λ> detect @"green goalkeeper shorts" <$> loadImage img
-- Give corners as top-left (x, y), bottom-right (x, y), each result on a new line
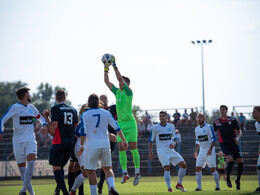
top-left (117, 120), bottom-right (138, 143)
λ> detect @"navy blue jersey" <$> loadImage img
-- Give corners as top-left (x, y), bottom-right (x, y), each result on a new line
top-left (51, 103), bottom-right (78, 144)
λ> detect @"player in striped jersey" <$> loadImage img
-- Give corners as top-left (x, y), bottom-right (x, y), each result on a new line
top-left (193, 113), bottom-right (220, 191)
top-left (0, 87), bottom-right (47, 195)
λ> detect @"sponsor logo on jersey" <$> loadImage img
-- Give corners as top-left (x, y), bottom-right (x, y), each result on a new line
top-left (20, 116), bottom-right (34, 124)
top-left (159, 134), bottom-right (172, 140)
top-left (198, 135), bottom-right (208, 142)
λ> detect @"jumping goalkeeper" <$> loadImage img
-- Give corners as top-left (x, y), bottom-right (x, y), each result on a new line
top-left (103, 54), bottom-right (141, 186)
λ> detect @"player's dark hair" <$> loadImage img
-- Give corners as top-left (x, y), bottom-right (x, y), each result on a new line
top-left (122, 76), bottom-right (130, 85)
top-left (88, 93), bottom-right (99, 108)
top-left (16, 87), bottom-right (30, 100)
top-left (254, 106), bottom-right (260, 112)
top-left (56, 89), bottom-right (66, 101)
top-left (159, 111), bottom-right (167, 116)
top-left (220, 105), bottom-right (228, 110)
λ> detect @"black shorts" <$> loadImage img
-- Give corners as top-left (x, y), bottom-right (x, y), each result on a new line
top-left (219, 141), bottom-right (242, 160)
top-left (110, 141), bottom-right (116, 154)
top-left (218, 169), bottom-right (225, 174)
top-left (70, 149), bottom-right (78, 162)
top-left (49, 143), bottom-right (74, 167)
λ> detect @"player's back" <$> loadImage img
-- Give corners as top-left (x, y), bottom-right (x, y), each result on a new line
top-left (51, 103), bottom-right (77, 144)
top-left (81, 108), bottom-right (119, 149)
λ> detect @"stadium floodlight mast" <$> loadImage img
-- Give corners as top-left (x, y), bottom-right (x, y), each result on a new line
top-left (191, 39), bottom-right (213, 115)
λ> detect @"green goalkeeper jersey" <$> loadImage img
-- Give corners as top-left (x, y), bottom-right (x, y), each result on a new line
top-left (111, 83), bottom-right (135, 122)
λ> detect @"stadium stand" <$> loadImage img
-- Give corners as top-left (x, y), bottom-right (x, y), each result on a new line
top-left (0, 121), bottom-right (258, 178)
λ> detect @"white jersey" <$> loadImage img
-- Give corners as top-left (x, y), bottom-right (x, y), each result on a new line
top-left (81, 108), bottom-right (120, 149)
top-left (195, 123), bottom-right (216, 150)
top-left (256, 122), bottom-right (260, 135)
top-left (149, 123), bottom-right (176, 153)
top-left (0, 103), bottom-right (46, 144)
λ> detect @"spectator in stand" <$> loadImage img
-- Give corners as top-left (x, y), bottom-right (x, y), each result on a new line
top-left (190, 108), bottom-right (197, 126)
top-left (182, 109), bottom-right (190, 127)
top-left (167, 113), bottom-right (172, 123)
top-left (138, 121), bottom-right (146, 137)
top-left (147, 121), bottom-right (154, 135)
top-left (231, 112), bottom-right (237, 120)
top-left (238, 113), bottom-right (247, 131)
top-left (143, 111), bottom-right (151, 131)
top-left (173, 109), bottom-right (181, 127)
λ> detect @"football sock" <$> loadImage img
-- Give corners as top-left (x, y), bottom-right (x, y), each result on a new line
top-left (99, 168), bottom-right (106, 185)
top-left (257, 169), bottom-right (260, 188)
top-left (19, 166), bottom-right (34, 194)
top-left (90, 185), bottom-right (97, 195)
top-left (119, 151), bottom-right (127, 172)
top-left (226, 161), bottom-right (234, 178)
top-left (237, 162), bottom-right (243, 182)
top-left (107, 177), bottom-right (115, 190)
top-left (131, 149), bottom-right (140, 172)
top-left (177, 167), bottom-right (186, 185)
top-left (21, 161), bottom-right (35, 195)
top-left (75, 170), bottom-right (84, 195)
top-left (196, 171), bottom-right (202, 189)
top-left (71, 173), bottom-right (86, 192)
top-left (164, 171), bottom-right (171, 189)
top-left (54, 170), bottom-right (68, 195)
top-left (18, 167), bottom-right (26, 181)
top-left (212, 170), bottom-right (220, 188)
top-left (68, 171), bottom-right (75, 191)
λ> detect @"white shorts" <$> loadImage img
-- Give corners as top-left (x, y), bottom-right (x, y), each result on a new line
top-left (257, 154), bottom-right (260, 168)
top-left (13, 141), bottom-right (37, 164)
top-left (84, 147), bottom-right (111, 170)
top-left (196, 148), bottom-right (216, 168)
top-left (158, 149), bottom-right (184, 167)
top-left (75, 144), bottom-right (85, 168)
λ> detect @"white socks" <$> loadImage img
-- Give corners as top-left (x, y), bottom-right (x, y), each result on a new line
top-left (71, 173), bottom-right (86, 192)
top-left (257, 169), bottom-right (260, 188)
top-left (178, 167), bottom-right (186, 185)
top-left (21, 161), bottom-right (35, 195)
top-left (164, 171), bottom-right (171, 189)
top-left (106, 177), bottom-right (115, 190)
top-left (90, 185), bottom-right (97, 195)
top-left (135, 168), bottom-right (140, 174)
top-left (196, 171), bottom-right (202, 189)
top-left (212, 170), bottom-right (220, 188)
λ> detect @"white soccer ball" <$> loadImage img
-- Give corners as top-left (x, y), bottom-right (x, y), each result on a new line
top-left (101, 53), bottom-right (113, 67)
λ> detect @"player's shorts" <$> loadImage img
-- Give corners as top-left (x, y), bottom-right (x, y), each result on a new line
top-left (117, 120), bottom-right (138, 143)
top-left (74, 144), bottom-right (85, 168)
top-left (158, 149), bottom-right (184, 167)
top-left (220, 142), bottom-right (242, 160)
top-left (84, 147), bottom-right (111, 170)
top-left (257, 154), bottom-right (260, 169)
top-left (13, 141), bottom-right (37, 164)
top-left (70, 148), bottom-right (78, 162)
top-left (218, 169), bottom-right (225, 174)
top-left (49, 143), bottom-right (74, 167)
top-left (196, 148), bottom-right (216, 168)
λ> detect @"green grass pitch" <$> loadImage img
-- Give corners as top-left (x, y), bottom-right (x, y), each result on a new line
top-left (0, 175), bottom-right (258, 194)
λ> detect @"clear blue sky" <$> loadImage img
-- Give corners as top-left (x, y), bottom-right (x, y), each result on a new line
top-left (0, 0), bottom-right (259, 116)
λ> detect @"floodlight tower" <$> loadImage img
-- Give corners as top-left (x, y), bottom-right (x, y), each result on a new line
top-left (191, 40), bottom-right (212, 114)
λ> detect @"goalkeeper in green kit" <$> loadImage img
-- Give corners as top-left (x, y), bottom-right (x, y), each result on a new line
top-left (102, 54), bottom-right (141, 186)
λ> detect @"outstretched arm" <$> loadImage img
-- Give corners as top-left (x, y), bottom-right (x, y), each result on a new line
top-left (104, 71), bottom-right (113, 91)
